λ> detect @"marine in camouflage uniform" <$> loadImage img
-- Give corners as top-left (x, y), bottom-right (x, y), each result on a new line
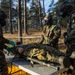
top-left (40, 13), bottom-right (61, 49)
top-left (60, 3), bottom-right (75, 74)
top-left (63, 14), bottom-right (75, 73)
top-left (63, 11), bottom-right (75, 55)
top-left (16, 44), bottom-right (65, 64)
top-left (0, 9), bottom-right (15, 75)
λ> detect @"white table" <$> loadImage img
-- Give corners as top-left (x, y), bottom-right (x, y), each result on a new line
top-left (6, 55), bottom-right (67, 75)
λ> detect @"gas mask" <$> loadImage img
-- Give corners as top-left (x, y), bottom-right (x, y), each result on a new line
top-left (43, 17), bottom-right (48, 25)
top-left (43, 13), bottom-right (52, 26)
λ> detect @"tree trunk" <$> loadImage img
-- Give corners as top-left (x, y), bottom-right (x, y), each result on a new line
top-left (9, 0), bottom-right (13, 34)
top-left (38, 0), bottom-right (43, 30)
top-left (43, 0), bottom-right (45, 14)
top-left (24, 0), bottom-right (28, 34)
top-left (18, 0), bottom-right (22, 43)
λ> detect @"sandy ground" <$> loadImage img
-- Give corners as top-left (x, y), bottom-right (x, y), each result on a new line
top-left (3, 28), bottom-right (67, 53)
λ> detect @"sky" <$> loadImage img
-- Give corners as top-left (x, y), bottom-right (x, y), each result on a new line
top-left (26, 0), bottom-right (58, 13)
top-left (27, 0), bottom-right (58, 13)
top-left (44, 0), bottom-right (58, 13)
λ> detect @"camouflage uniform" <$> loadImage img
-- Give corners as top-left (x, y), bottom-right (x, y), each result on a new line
top-left (59, 3), bottom-right (75, 74)
top-left (40, 24), bottom-right (61, 49)
top-left (18, 44), bottom-right (65, 63)
top-left (40, 13), bottom-right (61, 49)
top-left (0, 26), bottom-right (8, 75)
top-left (0, 9), bottom-right (15, 75)
top-left (0, 10), bottom-right (8, 75)
top-left (64, 12), bottom-right (75, 56)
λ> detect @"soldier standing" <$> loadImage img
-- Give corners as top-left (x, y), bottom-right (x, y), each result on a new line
top-left (40, 13), bottom-right (61, 49)
top-left (60, 2), bottom-right (75, 74)
top-left (0, 9), bottom-right (15, 75)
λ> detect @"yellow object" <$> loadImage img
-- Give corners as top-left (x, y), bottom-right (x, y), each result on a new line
top-left (58, 72), bottom-right (71, 75)
top-left (7, 62), bottom-right (70, 75)
top-left (8, 63), bottom-right (30, 75)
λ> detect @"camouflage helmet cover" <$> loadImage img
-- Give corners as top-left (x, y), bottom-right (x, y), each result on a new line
top-left (0, 9), bottom-right (7, 27)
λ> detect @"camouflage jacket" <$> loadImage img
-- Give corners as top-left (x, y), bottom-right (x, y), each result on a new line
top-left (17, 44), bottom-right (65, 62)
top-left (64, 30), bottom-right (75, 49)
top-left (40, 25), bottom-right (61, 45)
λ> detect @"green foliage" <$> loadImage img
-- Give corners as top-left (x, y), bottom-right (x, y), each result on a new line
top-left (0, 0), bottom-right (9, 14)
top-left (48, 0), bottom-right (54, 12)
top-left (28, 0), bottom-right (44, 27)
top-left (52, 0), bottom-right (75, 27)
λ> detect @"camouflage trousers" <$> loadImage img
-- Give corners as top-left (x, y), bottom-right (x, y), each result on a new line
top-left (0, 51), bottom-right (8, 75)
top-left (28, 48), bottom-right (55, 62)
top-left (24, 44), bottom-right (65, 62)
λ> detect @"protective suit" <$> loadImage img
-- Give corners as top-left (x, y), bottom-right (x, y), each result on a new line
top-left (40, 13), bottom-right (61, 49)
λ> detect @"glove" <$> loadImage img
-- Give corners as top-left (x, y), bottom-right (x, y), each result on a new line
top-left (5, 46), bottom-right (11, 52)
top-left (9, 40), bottom-right (16, 46)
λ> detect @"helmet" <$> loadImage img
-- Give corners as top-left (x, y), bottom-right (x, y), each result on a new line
top-left (60, 2), bottom-right (73, 18)
top-left (0, 9), bottom-right (7, 27)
